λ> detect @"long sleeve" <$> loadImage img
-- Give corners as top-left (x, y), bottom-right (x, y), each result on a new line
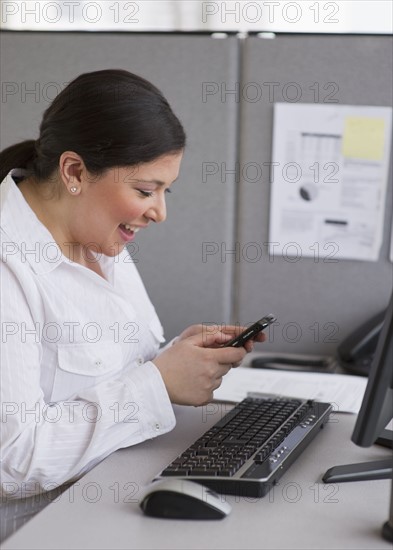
top-left (1, 260), bottom-right (176, 497)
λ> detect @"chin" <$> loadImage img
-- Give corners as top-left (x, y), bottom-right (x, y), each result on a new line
top-left (100, 241), bottom-right (126, 257)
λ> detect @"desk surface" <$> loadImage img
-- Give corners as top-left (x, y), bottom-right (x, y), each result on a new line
top-left (3, 404), bottom-right (392, 550)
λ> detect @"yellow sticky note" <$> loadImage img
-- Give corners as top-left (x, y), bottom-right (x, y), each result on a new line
top-left (342, 117), bottom-right (385, 161)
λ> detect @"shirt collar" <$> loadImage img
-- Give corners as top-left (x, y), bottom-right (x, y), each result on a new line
top-left (1, 170), bottom-right (69, 275)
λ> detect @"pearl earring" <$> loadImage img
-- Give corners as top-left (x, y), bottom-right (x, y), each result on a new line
top-left (70, 186), bottom-right (78, 193)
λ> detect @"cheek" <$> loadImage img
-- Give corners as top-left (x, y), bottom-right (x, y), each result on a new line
top-left (122, 194), bottom-right (146, 217)
top-left (109, 198), bottom-right (145, 224)
top-left (88, 186), bottom-right (145, 225)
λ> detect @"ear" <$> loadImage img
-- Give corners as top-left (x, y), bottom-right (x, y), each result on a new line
top-left (58, 151), bottom-right (86, 194)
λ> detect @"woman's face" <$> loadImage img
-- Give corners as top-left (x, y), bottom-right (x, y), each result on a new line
top-left (70, 152), bottom-right (183, 257)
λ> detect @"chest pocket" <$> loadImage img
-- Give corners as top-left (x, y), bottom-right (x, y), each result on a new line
top-left (51, 342), bottom-right (124, 402)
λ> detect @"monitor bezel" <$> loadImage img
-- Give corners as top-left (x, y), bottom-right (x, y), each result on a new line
top-left (351, 293), bottom-right (393, 448)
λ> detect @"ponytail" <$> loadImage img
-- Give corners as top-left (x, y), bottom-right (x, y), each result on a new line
top-left (0, 140), bottom-right (37, 183)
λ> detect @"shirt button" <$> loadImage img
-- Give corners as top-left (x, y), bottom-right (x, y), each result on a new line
top-left (95, 359), bottom-right (102, 367)
top-left (137, 356), bottom-right (144, 366)
top-left (155, 423), bottom-right (160, 431)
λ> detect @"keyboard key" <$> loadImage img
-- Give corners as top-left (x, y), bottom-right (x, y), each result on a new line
top-left (161, 468), bottom-right (190, 476)
top-left (155, 397), bottom-right (332, 496)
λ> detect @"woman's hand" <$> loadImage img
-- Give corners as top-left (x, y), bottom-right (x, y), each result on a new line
top-left (177, 323), bottom-right (266, 353)
top-left (153, 331), bottom-right (248, 406)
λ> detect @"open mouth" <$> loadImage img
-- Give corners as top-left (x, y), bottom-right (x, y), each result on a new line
top-left (119, 223), bottom-right (134, 235)
top-left (118, 223), bottom-right (138, 242)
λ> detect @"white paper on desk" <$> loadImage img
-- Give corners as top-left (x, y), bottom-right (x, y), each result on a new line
top-left (214, 367), bottom-right (368, 414)
top-left (269, 103), bottom-right (392, 262)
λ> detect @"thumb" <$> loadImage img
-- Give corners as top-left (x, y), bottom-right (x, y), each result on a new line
top-left (189, 330), bottom-right (232, 348)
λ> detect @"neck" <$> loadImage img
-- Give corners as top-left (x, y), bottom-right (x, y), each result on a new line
top-left (17, 177), bottom-right (96, 269)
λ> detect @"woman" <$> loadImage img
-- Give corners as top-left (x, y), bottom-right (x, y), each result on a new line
top-left (0, 69), bottom-right (264, 505)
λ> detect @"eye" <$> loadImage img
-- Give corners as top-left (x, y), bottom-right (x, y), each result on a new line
top-left (138, 188), bottom-right (172, 198)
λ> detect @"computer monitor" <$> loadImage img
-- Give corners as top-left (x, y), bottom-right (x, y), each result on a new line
top-left (352, 291), bottom-right (393, 449)
top-left (323, 291), bottom-right (393, 541)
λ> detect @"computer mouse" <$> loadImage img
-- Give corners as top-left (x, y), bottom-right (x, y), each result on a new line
top-left (139, 479), bottom-right (231, 520)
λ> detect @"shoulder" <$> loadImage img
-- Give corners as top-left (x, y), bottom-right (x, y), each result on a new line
top-left (1, 171), bottom-right (17, 211)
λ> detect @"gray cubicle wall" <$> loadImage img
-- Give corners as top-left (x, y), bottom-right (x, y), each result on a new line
top-left (0, 32), bottom-right (240, 341)
top-left (1, 32), bottom-right (392, 352)
top-left (234, 35), bottom-right (393, 354)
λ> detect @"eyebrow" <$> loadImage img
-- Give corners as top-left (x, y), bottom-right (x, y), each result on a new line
top-left (134, 178), bottom-right (178, 186)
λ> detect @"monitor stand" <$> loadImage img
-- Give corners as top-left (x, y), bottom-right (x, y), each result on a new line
top-left (322, 429), bottom-right (392, 483)
top-left (322, 429), bottom-right (393, 542)
top-left (382, 483), bottom-right (393, 543)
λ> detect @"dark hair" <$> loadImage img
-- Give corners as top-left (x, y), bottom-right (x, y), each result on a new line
top-left (0, 69), bottom-right (186, 183)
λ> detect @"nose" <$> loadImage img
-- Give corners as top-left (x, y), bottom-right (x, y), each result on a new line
top-left (144, 194), bottom-right (167, 223)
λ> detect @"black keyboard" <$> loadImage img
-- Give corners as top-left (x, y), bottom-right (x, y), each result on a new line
top-left (154, 395), bottom-right (332, 497)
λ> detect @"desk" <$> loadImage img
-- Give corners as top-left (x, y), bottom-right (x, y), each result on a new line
top-left (3, 404), bottom-right (391, 550)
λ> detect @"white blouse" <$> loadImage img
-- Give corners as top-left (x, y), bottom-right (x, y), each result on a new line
top-left (0, 171), bottom-right (176, 498)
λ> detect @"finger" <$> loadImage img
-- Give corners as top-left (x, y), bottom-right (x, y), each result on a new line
top-left (220, 324), bottom-right (249, 336)
top-left (244, 340), bottom-right (254, 353)
top-left (191, 330), bottom-right (234, 348)
top-left (242, 332), bottom-right (267, 352)
top-left (214, 346), bottom-right (247, 365)
top-left (221, 325), bottom-right (268, 348)
top-left (253, 332), bottom-right (267, 343)
top-left (200, 324), bottom-right (224, 344)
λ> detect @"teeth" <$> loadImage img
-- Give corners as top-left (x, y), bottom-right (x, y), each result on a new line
top-left (123, 224), bottom-right (140, 233)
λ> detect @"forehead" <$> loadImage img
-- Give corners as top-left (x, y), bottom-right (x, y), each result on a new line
top-left (116, 153), bottom-right (183, 184)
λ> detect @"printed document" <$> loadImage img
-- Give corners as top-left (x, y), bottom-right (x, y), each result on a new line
top-left (214, 367), bottom-right (368, 414)
top-left (269, 104), bottom-right (392, 261)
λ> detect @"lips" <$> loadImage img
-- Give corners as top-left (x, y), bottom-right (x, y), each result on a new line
top-left (118, 224), bottom-right (136, 242)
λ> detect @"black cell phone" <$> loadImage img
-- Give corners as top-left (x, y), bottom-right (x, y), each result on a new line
top-left (222, 314), bottom-right (277, 347)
